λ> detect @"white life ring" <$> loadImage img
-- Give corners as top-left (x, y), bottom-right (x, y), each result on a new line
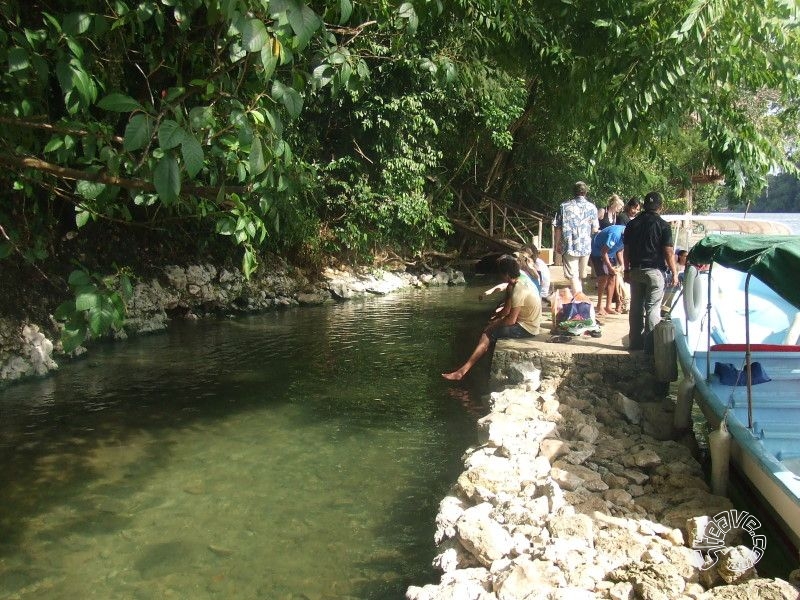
top-left (683, 265), bottom-right (704, 322)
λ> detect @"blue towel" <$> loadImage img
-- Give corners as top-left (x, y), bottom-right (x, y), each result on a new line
top-left (714, 362), bottom-right (771, 386)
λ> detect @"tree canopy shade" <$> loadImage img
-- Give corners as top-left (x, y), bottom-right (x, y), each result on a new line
top-left (2, 0), bottom-right (799, 273)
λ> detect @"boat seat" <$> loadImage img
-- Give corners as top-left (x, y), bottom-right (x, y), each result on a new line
top-left (760, 437), bottom-right (800, 462)
top-left (777, 452), bottom-right (800, 464)
top-left (725, 394), bottom-right (800, 410)
top-left (754, 421), bottom-right (800, 434)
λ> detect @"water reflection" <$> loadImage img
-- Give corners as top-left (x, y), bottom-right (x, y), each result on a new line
top-left (0, 282), bottom-right (492, 599)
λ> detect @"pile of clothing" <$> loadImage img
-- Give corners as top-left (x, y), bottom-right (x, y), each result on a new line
top-left (550, 289), bottom-right (602, 341)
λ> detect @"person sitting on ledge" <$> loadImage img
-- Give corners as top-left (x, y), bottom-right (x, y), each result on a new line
top-left (442, 255), bottom-right (541, 381)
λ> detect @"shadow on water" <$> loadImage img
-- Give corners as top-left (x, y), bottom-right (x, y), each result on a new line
top-left (0, 281), bottom-right (496, 599)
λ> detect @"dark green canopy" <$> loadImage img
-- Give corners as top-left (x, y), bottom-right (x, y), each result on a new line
top-left (688, 234), bottom-right (800, 309)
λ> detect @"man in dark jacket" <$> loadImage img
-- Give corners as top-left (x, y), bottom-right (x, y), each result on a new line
top-left (622, 192), bottom-right (678, 353)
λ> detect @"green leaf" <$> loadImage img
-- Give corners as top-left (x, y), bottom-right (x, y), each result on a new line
top-left (98, 93), bottom-right (143, 112)
top-left (329, 50), bottom-right (347, 65)
top-left (75, 289), bottom-right (101, 311)
top-left (70, 64), bottom-right (97, 105)
top-left (313, 64), bottom-right (333, 87)
top-left (242, 247), bottom-right (257, 279)
top-left (8, 47), bottom-right (29, 72)
top-left (54, 301), bottom-right (75, 322)
top-left (181, 134), bottom-right (204, 178)
top-left (339, 0), bottom-right (353, 24)
top-left (287, 4), bottom-right (321, 49)
top-left (63, 12), bottom-right (92, 35)
top-left (88, 302), bottom-right (116, 336)
top-left (153, 155), bottom-right (181, 204)
top-left (398, 3), bottom-right (415, 18)
top-left (216, 216), bottom-right (236, 235)
top-left (260, 47), bottom-right (278, 79)
top-left (61, 325), bottom-right (87, 353)
top-left (242, 18), bottom-right (269, 52)
top-left (68, 270), bottom-right (92, 287)
top-left (44, 137), bottom-right (64, 152)
top-left (123, 113), bottom-right (153, 151)
top-left (189, 106), bottom-right (215, 129)
top-left (272, 81), bottom-right (303, 118)
top-left (76, 180), bottom-right (105, 200)
top-left (41, 12), bottom-right (63, 33)
top-left (66, 37), bottom-right (84, 60)
top-left (249, 135), bottom-right (266, 175)
top-left (163, 87), bottom-right (185, 102)
top-left (158, 120), bottom-right (187, 150)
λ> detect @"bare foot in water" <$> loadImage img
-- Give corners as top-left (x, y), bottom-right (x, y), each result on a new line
top-left (441, 371), bottom-right (464, 381)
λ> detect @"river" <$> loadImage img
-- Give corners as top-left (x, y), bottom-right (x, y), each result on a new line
top-left (0, 281), bottom-right (497, 600)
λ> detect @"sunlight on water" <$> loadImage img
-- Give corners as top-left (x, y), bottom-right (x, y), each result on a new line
top-left (0, 283), bottom-right (494, 599)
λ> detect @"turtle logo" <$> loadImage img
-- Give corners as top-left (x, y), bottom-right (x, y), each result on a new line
top-left (691, 509), bottom-right (766, 571)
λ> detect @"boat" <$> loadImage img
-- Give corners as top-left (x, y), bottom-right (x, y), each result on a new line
top-left (669, 234), bottom-right (800, 552)
top-left (662, 214), bottom-right (793, 251)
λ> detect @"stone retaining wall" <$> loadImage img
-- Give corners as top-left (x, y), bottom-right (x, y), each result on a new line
top-left (407, 349), bottom-right (799, 600)
top-left (0, 263), bottom-right (465, 384)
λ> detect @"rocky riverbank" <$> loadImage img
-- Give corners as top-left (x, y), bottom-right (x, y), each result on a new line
top-left (0, 260), bottom-right (465, 384)
top-left (408, 350), bottom-right (799, 600)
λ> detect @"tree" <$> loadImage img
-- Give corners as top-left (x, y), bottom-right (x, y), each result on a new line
top-left (2, 0), bottom-right (800, 348)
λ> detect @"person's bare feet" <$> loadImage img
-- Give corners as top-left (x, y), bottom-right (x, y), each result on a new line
top-left (596, 307), bottom-right (607, 316)
top-left (441, 371), bottom-right (464, 381)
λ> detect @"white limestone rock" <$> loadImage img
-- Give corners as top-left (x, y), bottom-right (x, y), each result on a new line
top-left (539, 438), bottom-right (570, 462)
top-left (613, 391), bottom-right (642, 424)
top-left (547, 512), bottom-right (594, 548)
top-left (492, 557), bottom-right (567, 600)
top-left (435, 495), bottom-right (467, 544)
top-left (695, 577), bottom-right (800, 599)
top-left (432, 539), bottom-right (481, 573)
top-left (456, 503), bottom-right (515, 567)
top-left (457, 455), bottom-right (523, 501)
top-left (505, 363), bottom-right (541, 387)
top-left (608, 562), bottom-right (686, 600)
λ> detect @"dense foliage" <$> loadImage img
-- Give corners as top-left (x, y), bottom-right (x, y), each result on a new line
top-left (1, 0), bottom-right (799, 346)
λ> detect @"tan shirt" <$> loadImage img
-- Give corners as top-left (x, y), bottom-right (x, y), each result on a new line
top-left (509, 278), bottom-right (542, 335)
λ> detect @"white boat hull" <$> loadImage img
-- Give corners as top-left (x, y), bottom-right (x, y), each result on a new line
top-left (670, 261), bottom-right (800, 552)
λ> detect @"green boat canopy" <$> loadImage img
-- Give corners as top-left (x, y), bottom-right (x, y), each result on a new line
top-left (688, 234), bottom-right (800, 309)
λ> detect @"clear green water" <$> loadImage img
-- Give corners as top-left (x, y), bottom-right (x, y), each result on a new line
top-left (0, 283), bottom-right (493, 599)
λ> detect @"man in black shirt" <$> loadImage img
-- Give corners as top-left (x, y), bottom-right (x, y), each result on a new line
top-left (622, 192), bottom-right (678, 353)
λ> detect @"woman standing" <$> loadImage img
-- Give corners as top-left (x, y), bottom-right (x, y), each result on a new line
top-left (599, 194), bottom-right (624, 229)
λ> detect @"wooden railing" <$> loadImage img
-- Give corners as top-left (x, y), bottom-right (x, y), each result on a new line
top-left (451, 189), bottom-right (550, 252)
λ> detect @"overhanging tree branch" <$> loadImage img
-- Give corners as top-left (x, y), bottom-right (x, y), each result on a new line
top-left (0, 154), bottom-right (250, 201)
top-left (0, 116), bottom-right (125, 145)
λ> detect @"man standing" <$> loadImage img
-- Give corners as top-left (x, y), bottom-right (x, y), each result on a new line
top-left (442, 255), bottom-right (541, 381)
top-left (590, 224), bottom-right (625, 315)
top-left (622, 192), bottom-right (678, 353)
top-left (553, 181), bottom-right (598, 294)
